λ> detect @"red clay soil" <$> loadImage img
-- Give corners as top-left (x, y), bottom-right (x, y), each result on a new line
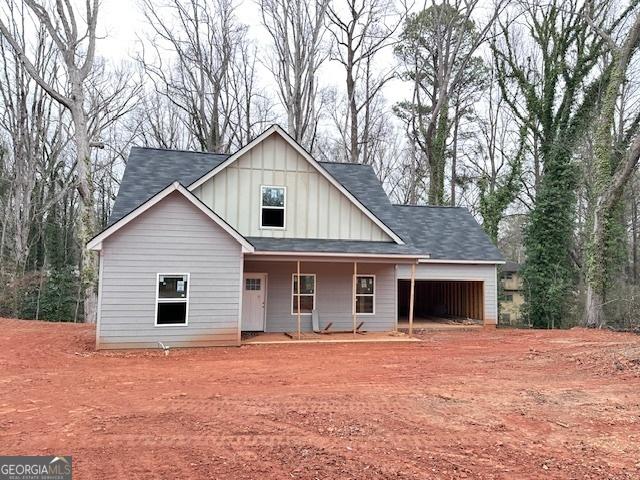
top-left (1, 318), bottom-right (639, 479)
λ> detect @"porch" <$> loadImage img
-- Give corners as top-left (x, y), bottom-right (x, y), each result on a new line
top-left (241, 253), bottom-right (420, 339)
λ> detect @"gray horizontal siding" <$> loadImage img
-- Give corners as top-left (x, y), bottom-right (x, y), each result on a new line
top-left (244, 260), bottom-right (396, 332)
top-left (396, 263), bottom-right (498, 324)
top-left (97, 192), bottom-right (243, 349)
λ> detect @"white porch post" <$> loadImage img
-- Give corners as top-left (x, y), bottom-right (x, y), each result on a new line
top-left (352, 261), bottom-right (358, 337)
top-left (297, 260), bottom-right (301, 340)
top-left (409, 262), bottom-right (416, 337)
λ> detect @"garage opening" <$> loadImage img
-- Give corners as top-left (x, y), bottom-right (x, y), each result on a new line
top-left (398, 280), bottom-right (484, 322)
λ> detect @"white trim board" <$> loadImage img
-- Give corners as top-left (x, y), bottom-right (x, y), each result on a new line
top-left (237, 253), bottom-right (244, 345)
top-left (259, 185), bottom-right (286, 230)
top-left (154, 272), bottom-right (190, 327)
top-left (242, 272), bottom-right (268, 331)
top-left (87, 181), bottom-right (255, 253)
top-left (187, 125), bottom-right (405, 245)
top-left (417, 259), bottom-right (504, 265)
top-left (95, 252), bottom-right (104, 349)
top-left (291, 273), bottom-right (316, 316)
top-left (354, 274), bottom-right (376, 316)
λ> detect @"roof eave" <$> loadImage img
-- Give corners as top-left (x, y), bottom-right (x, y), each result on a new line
top-left (247, 250), bottom-right (428, 260)
top-left (417, 258), bottom-right (505, 265)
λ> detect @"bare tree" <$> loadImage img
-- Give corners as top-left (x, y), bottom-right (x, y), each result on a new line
top-left (134, 92), bottom-right (192, 150)
top-left (0, 12), bottom-right (58, 275)
top-left (85, 61), bottom-right (141, 229)
top-left (458, 61), bottom-right (523, 241)
top-left (140, 0), bottom-right (254, 152)
top-left (0, 0), bottom-right (100, 322)
top-left (260, 0), bottom-right (331, 148)
top-left (326, 0), bottom-right (402, 164)
top-left (226, 41), bottom-right (277, 147)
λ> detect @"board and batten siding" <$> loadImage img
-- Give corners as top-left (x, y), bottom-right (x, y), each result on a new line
top-left (97, 192), bottom-right (243, 349)
top-left (243, 260), bottom-right (397, 332)
top-left (192, 133), bottom-right (391, 242)
top-left (396, 263), bottom-right (498, 325)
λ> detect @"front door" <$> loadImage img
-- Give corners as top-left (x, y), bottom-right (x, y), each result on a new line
top-left (242, 273), bottom-right (266, 331)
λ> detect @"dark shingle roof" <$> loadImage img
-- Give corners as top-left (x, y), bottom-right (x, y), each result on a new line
top-left (393, 205), bottom-right (503, 261)
top-left (246, 237), bottom-right (421, 256)
top-left (318, 162), bottom-right (411, 242)
top-left (109, 147), bottom-right (229, 225)
top-left (110, 146), bottom-right (503, 262)
top-left (320, 162), bottom-right (502, 261)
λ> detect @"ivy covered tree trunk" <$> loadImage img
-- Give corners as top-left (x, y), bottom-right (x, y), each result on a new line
top-left (428, 101), bottom-right (449, 205)
top-left (478, 127), bottom-right (525, 244)
top-left (394, 3), bottom-right (492, 206)
top-left (523, 147), bottom-right (577, 328)
top-left (491, 0), bottom-right (632, 328)
top-left (584, 13), bottom-right (640, 328)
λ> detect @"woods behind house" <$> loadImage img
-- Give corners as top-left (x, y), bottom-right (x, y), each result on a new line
top-left (1, 0), bottom-right (640, 329)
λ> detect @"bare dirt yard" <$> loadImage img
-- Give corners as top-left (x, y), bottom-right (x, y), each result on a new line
top-left (0, 318), bottom-right (639, 479)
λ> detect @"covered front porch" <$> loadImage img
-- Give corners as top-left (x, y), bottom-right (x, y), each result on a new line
top-left (240, 252), bottom-right (424, 340)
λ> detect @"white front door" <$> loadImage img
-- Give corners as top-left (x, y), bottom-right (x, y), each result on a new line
top-left (242, 273), bottom-right (266, 331)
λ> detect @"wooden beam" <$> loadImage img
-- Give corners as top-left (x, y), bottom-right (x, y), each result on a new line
top-left (352, 261), bottom-right (357, 338)
top-left (297, 260), bottom-right (301, 340)
top-left (409, 263), bottom-right (416, 336)
top-left (480, 282), bottom-right (485, 322)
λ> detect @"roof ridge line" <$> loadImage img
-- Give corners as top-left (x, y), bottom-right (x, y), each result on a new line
top-left (394, 204), bottom-right (466, 209)
top-left (318, 160), bottom-right (370, 166)
top-left (132, 145), bottom-right (230, 155)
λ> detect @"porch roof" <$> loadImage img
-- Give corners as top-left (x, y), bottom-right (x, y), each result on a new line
top-left (245, 237), bottom-right (425, 258)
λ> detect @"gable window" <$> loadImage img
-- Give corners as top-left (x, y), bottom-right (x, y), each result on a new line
top-left (292, 274), bottom-right (315, 314)
top-left (156, 274), bottom-right (189, 326)
top-left (355, 275), bottom-right (375, 314)
top-left (261, 186), bottom-right (286, 229)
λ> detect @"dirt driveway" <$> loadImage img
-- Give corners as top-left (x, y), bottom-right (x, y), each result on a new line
top-left (0, 318), bottom-right (639, 479)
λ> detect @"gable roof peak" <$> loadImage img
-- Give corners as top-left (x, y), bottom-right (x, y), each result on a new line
top-left (187, 124), bottom-right (406, 245)
top-left (88, 182), bottom-right (254, 252)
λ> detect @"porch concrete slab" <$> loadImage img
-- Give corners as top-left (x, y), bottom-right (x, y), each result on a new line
top-left (242, 331), bottom-right (420, 345)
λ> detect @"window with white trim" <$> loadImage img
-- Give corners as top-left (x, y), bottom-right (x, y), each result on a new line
top-left (156, 274), bottom-right (189, 325)
top-left (261, 186), bottom-right (286, 228)
top-left (292, 274), bottom-right (315, 314)
top-left (355, 275), bottom-right (375, 314)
